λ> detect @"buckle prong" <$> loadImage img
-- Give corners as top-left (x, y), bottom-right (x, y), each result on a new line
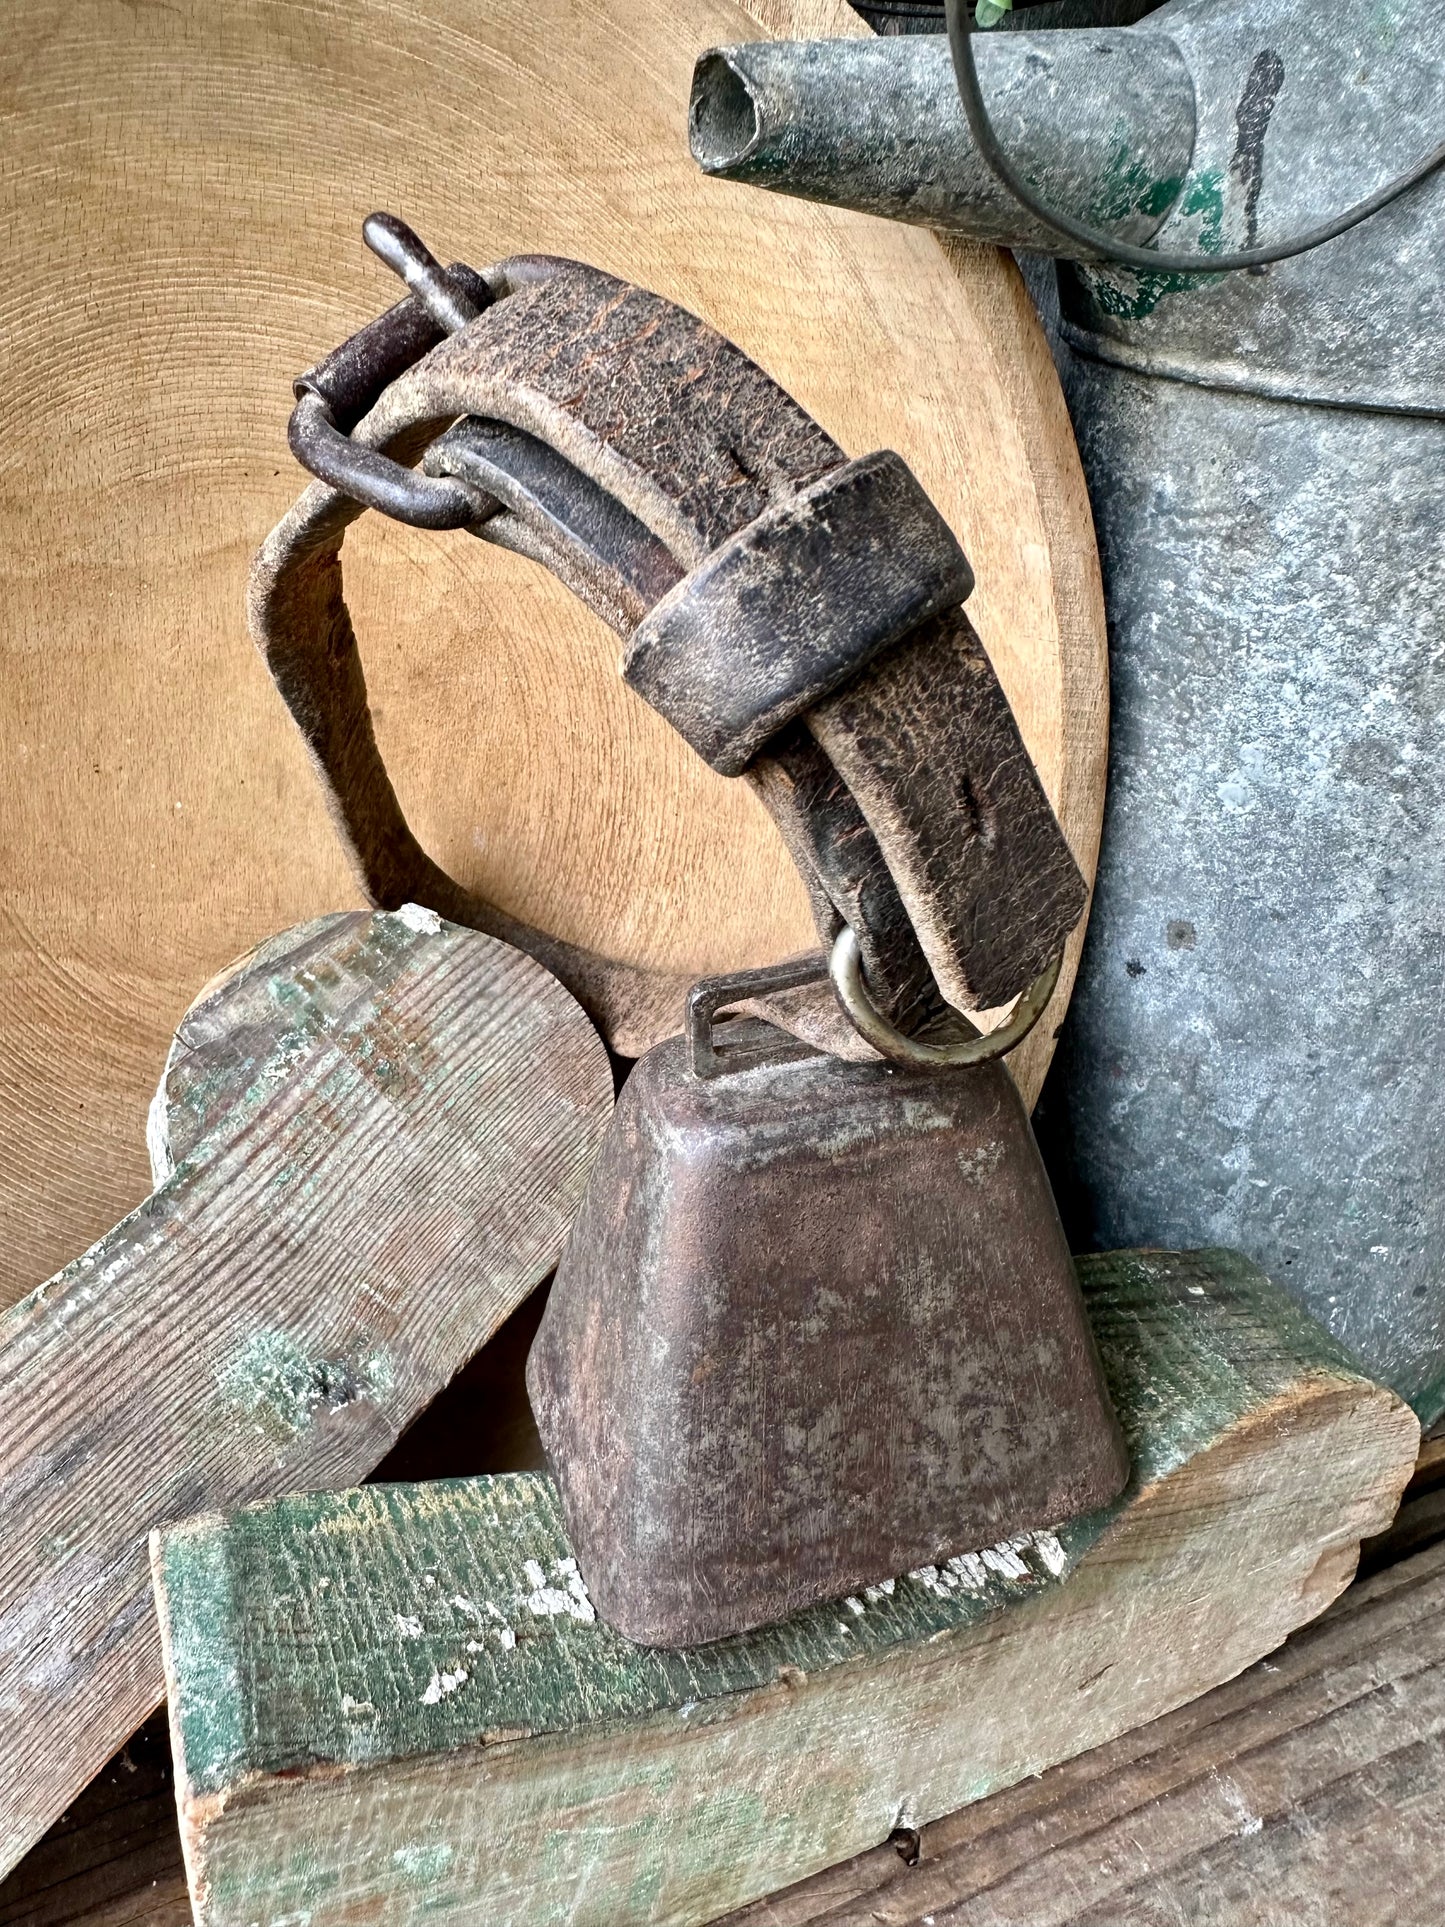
top-left (286, 212), bottom-right (491, 528)
top-left (362, 212), bottom-right (481, 334)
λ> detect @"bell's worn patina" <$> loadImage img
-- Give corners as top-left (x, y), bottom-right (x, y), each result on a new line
top-left (529, 968), bottom-right (1127, 1648)
top-left (692, 0), bottom-right (1445, 1422)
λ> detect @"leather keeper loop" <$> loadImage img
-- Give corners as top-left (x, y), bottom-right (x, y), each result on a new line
top-left (621, 450), bottom-right (974, 777)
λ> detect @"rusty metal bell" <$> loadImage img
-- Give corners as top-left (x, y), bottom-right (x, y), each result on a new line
top-left (527, 956), bottom-right (1128, 1648)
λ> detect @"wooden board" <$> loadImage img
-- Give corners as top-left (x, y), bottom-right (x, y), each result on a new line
top-left (1358, 1420), bottom-right (1445, 1580)
top-left (12, 1473), bottom-right (1445, 1924)
top-left (0, 0), bottom-right (1107, 1307)
top-left (0, 910), bottom-right (613, 1878)
top-left (151, 1250), bottom-right (1417, 1927)
top-left (0, 1716), bottom-right (191, 1927)
top-left (719, 1533), bottom-right (1445, 1926)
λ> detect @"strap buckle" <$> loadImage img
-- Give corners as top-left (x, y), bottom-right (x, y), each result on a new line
top-left (285, 214), bottom-right (490, 529)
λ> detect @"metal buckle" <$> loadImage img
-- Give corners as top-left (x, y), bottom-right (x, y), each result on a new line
top-left (287, 392), bottom-right (484, 528)
top-left (286, 214), bottom-right (490, 530)
top-left (686, 955), bottom-right (830, 1080)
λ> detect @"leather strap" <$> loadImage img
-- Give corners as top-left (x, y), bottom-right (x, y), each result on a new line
top-left (249, 258), bottom-right (1086, 1058)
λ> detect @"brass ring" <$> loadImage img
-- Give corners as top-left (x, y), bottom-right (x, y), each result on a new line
top-left (829, 925), bottom-right (1062, 1068)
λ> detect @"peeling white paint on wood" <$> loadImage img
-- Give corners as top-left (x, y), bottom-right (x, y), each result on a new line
top-left (394, 903), bottom-right (443, 936)
top-left (420, 1667), bottom-right (469, 1705)
top-left (523, 1555), bottom-right (597, 1624)
top-left (155, 1251), bottom-right (1420, 1927)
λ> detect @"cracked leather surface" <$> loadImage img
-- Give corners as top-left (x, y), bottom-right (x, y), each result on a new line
top-left (250, 259), bottom-right (1086, 1055)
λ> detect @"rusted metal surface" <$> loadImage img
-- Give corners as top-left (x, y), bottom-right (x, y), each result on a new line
top-left (287, 390), bottom-right (482, 528)
top-left (287, 234), bottom-right (495, 527)
top-left (529, 1018), bottom-right (1128, 1647)
top-left (687, 956), bottom-right (831, 1079)
top-left (285, 221), bottom-right (568, 529)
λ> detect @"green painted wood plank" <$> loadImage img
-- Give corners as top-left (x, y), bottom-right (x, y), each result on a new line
top-left (0, 909), bottom-right (611, 1876)
top-left (155, 1251), bottom-right (1419, 1927)
top-left (158, 1249), bottom-right (1354, 1791)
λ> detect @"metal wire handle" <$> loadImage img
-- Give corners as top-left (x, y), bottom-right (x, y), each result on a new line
top-left (943, 0), bottom-right (1445, 273)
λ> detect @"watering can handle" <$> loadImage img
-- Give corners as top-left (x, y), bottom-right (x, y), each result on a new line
top-left (945, 0), bottom-right (1445, 274)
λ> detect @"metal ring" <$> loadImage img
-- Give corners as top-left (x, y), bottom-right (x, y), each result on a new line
top-left (287, 392), bottom-right (485, 530)
top-left (829, 924), bottom-right (1061, 1068)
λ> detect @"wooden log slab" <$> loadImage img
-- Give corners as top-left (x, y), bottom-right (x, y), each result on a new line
top-left (0, 910), bottom-right (612, 1877)
top-left (0, 0), bottom-right (1106, 1309)
top-left (152, 1250), bottom-right (1418, 1927)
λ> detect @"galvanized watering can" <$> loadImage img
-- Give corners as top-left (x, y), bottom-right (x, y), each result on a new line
top-left (689, 0), bottom-right (1445, 1420)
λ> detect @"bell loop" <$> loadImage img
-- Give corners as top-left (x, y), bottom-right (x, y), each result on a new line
top-left (829, 923), bottom-right (1061, 1069)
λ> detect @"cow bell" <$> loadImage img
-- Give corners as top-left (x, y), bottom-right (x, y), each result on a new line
top-left (528, 956), bottom-right (1128, 1648)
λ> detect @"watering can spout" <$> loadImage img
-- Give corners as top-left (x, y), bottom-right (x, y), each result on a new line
top-left (689, 31), bottom-right (1196, 258)
top-left (690, 49), bottom-right (765, 176)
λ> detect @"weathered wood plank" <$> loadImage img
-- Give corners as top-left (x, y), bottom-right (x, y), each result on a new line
top-left (1359, 1424), bottom-right (1445, 1579)
top-left (13, 1514), bottom-right (1445, 1927)
top-left (153, 1249), bottom-right (1417, 1927)
top-left (721, 1536), bottom-right (1445, 1926)
top-left (8, 1417), bottom-right (1444, 1925)
top-left (0, 909), bottom-right (611, 1876)
top-left (0, 1295), bottom-right (552, 1927)
top-left (0, 1714), bottom-right (190, 1927)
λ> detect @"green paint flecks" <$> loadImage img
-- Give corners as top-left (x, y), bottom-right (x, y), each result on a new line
top-left (1089, 119), bottom-right (1184, 229)
top-left (216, 1330), bottom-right (394, 1449)
top-left (1079, 167), bottom-right (1228, 319)
top-left (166, 1255), bottom-right (1360, 1799)
top-left (153, 1523), bottom-right (246, 1796)
top-left (165, 1476), bottom-right (1092, 1799)
top-left (392, 1841), bottom-right (455, 1883)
